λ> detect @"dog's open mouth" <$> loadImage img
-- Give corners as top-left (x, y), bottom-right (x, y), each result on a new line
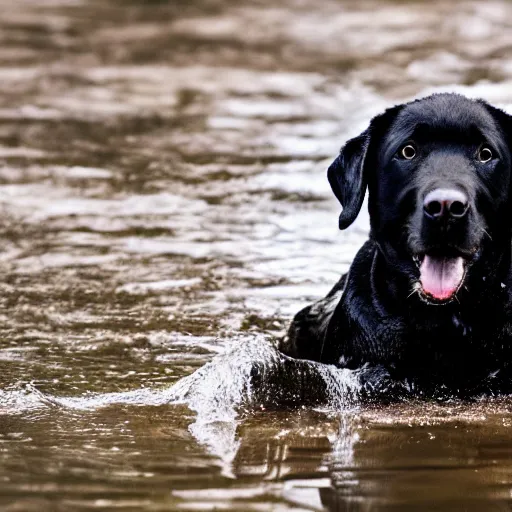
top-left (413, 253), bottom-right (469, 303)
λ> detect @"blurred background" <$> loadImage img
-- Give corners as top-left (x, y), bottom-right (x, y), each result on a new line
top-left (1, 0), bottom-right (512, 511)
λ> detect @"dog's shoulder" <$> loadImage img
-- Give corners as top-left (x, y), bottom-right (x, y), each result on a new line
top-left (279, 240), bottom-right (376, 363)
top-left (279, 278), bottom-right (345, 362)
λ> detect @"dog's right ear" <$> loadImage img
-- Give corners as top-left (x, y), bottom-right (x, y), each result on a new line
top-left (328, 105), bottom-right (404, 230)
top-left (327, 130), bottom-right (370, 230)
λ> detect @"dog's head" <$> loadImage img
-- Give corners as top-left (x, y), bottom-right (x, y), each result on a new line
top-left (329, 93), bottom-right (512, 304)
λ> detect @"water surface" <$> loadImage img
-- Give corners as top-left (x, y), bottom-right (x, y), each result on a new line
top-left (2, 0), bottom-right (512, 510)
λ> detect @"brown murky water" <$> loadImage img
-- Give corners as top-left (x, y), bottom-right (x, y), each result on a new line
top-left (2, 0), bottom-right (512, 510)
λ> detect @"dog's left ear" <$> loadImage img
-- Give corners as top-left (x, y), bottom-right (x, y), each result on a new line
top-left (480, 101), bottom-right (512, 157)
top-left (479, 101), bottom-right (512, 213)
top-left (328, 105), bottom-right (403, 230)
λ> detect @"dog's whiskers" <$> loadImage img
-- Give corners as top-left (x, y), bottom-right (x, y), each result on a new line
top-left (407, 283), bottom-right (421, 300)
top-left (482, 228), bottom-right (492, 241)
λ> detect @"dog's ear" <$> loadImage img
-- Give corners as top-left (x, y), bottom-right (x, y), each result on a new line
top-left (478, 101), bottom-right (512, 213)
top-left (328, 105), bottom-right (403, 230)
top-left (480, 101), bottom-right (512, 159)
top-left (327, 130), bottom-right (370, 230)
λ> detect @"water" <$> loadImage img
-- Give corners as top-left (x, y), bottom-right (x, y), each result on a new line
top-left (2, 0), bottom-right (512, 509)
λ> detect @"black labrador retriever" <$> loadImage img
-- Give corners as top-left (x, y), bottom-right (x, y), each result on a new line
top-left (280, 93), bottom-right (512, 395)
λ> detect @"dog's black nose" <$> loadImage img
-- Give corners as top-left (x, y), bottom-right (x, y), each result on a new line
top-left (423, 188), bottom-right (469, 220)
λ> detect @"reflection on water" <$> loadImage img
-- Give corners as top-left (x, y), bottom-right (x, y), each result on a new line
top-left (2, 0), bottom-right (512, 510)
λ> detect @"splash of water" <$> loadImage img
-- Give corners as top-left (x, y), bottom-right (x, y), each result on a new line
top-left (169, 336), bottom-right (363, 411)
top-left (166, 336), bottom-right (365, 473)
top-left (0, 337), bottom-right (375, 477)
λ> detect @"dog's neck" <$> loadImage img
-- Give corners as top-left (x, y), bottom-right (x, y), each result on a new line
top-left (363, 240), bottom-right (512, 386)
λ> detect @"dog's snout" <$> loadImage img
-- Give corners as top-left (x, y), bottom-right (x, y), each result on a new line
top-left (423, 188), bottom-right (469, 221)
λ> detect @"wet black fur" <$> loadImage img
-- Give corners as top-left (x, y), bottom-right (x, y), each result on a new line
top-left (279, 93), bottom-right (512, 396)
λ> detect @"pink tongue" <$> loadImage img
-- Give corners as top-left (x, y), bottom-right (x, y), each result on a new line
top-left (419, 255), bottom-right (465, 300)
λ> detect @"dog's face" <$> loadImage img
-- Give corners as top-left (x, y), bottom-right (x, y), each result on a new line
top-left (329, 94), bottom-right (512, 304)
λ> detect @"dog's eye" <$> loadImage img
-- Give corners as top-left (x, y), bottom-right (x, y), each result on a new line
top-left (478, 145), bottom-right (494, 163)
top-left (400, 144), bottom-right (416, 160)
